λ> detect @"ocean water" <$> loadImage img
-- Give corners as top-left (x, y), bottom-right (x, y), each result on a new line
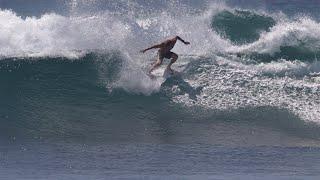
top-left (1, 0), bottom-right (320, 179)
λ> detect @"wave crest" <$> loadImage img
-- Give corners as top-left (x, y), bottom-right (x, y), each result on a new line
top-left (212, 10), bottom-right (276, 44)
top-left (228, 17), bottom-right (320, 61)
top-left (0, 9), bottom-right (131, 58)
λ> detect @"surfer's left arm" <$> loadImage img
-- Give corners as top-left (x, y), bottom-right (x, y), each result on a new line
top-left (176, 36), bottom-right (190, 45)
top-left (140, 43), bottom-right (163, 53)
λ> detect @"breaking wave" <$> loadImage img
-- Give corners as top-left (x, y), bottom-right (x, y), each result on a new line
top-left (0, 1), bottom-right (320, 127)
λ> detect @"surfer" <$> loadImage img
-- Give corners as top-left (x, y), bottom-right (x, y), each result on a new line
top-left (140, 36), bottom-right (190, 74)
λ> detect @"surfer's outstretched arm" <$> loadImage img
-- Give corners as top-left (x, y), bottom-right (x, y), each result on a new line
top-left (176, 36), bottom-right (190, 45)
top-left (140, 44), bottom-right (163, 53)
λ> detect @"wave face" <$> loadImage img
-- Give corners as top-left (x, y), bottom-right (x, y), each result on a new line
top-left (0, 0), bottom-right (320, 143)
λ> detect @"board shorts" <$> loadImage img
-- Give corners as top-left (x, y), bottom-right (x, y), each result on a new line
top-left (158, 51), bottom-right (174, 61)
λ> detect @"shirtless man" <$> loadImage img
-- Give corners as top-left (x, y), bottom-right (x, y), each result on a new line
top-left (141, 36), bottom-right (190, 74)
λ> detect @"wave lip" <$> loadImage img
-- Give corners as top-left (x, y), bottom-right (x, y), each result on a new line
top-left (212, 10), bottom-right (276, 44)
top-left (228, 17), bottom-right (320, 61)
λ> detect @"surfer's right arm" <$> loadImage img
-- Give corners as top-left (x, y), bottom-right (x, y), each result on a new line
top-left (140, 44), bottom-right (163, 53)
top-left (176, 36), bottom-right (190, 45)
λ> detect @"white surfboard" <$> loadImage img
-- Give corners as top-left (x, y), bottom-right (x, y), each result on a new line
top-left (163, 68), bottom-right (180, 79)
top-left (148, 67), bottom-right (180, 80)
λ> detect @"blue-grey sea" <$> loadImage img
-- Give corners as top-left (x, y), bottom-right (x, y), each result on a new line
top-left (1, 0), bottom-right (320, 179)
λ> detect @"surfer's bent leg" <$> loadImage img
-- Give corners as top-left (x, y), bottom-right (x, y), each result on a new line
top-left (167, 52), bottom-right (178, 72)
top-left (149, 54), bottom-right (164, 74)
